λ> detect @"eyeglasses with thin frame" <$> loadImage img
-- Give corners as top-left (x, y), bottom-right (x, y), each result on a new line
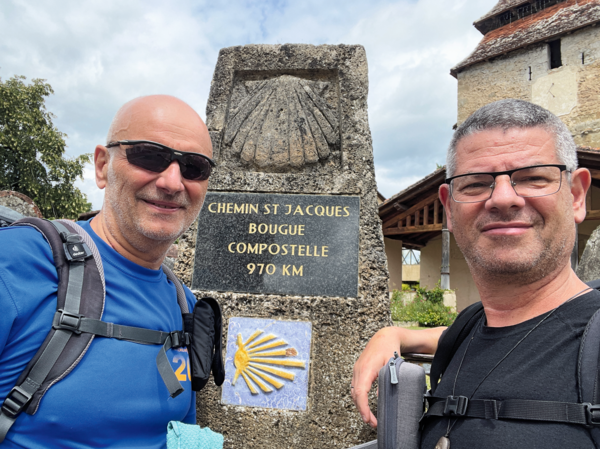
top-left (106, 140), bottom-right (216, 181)
top-left (445, 164), bottom-right (570, 203)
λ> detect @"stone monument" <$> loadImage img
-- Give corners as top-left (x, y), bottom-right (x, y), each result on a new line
top-left (187, 44), bottom-right (390, 448)
top-left (0, 191), bottom-right (42, 218)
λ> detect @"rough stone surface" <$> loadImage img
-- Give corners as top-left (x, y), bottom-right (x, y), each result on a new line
top-left (456, 24), bottom-right (600, 148)
top-left (0, 191), bottom-right (42, 218)
top-left (577, 224), bottom-right (600, 281)
top-left (173, 218), bottom-right (199, 288)
top-left (189, 44), bottom-right (389, 448)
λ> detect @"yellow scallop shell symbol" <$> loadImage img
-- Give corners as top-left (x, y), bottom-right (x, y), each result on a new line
top-left (232, 329), bottom-right (306, 395)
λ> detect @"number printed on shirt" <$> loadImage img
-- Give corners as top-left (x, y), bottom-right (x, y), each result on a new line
top-left (172, 353), bottom-right (191, 382)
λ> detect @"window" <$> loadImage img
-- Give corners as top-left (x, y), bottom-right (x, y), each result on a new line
top-left (549, 40), bottom-right (562, 69)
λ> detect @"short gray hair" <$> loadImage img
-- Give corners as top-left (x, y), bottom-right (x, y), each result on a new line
top-left (446, 99), bottom-right (578, 178)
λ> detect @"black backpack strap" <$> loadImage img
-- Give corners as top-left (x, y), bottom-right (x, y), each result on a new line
top-left (425, 396), bottom-right (599, 426)
top-left (578, 282), bottom-right (600, 445)
top-left (429, 301), bottom-right (484, 394)
top-left (0, 219), bottom-right (104, 443)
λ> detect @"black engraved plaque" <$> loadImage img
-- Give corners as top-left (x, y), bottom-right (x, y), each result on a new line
top-left (192, 192), bottom-right (359, 297)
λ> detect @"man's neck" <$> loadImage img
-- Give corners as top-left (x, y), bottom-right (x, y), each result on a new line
top-left (90, 212), bottom-right (170, 270)
top-left (473, 265), bottom-right (590, 327)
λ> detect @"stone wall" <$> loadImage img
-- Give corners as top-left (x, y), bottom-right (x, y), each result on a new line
top-left (456, 24), bottom-right (600, 147)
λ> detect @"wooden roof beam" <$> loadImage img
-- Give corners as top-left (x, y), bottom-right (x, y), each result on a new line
top-left (383, 191), bottom-right (440, 229)
top-left (384, 223), bottom-right (443, 236)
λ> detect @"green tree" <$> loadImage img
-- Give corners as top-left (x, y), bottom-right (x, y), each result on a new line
top-left (0, 75), bottom-right (91, 219)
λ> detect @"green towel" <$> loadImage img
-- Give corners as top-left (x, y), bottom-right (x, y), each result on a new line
top-left (167, 421), bottom-right (224, 449)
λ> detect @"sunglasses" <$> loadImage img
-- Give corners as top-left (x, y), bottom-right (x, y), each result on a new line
top-left (106, 140), bottom-right (216, 181)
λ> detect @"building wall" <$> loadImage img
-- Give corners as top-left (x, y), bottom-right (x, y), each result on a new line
top-left (384, 237), bottom-right (404, 291)
top-left (457, 24), bottom-right (600, 148)
top-left (420, 233), bottom-right (481, 311)
top-left (402, 264), bottom-right (420, 283)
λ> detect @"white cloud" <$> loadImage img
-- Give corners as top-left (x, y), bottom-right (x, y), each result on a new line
top-left (0, 0), bottom-right (497, 203)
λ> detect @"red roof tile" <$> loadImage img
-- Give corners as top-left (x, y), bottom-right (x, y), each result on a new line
top-left (452, 0), bottom-right (600, 77)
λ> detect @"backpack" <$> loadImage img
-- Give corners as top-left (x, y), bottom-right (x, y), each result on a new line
top-left (0, 217), bottom-right (225, 443)
top-left (424, 286), bottom-right (600, 446)
top-left (377, 352), bottom-right (426, 449)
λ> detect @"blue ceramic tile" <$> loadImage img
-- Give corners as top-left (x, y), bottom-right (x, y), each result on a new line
top-left (221, 317), bottom-right (312, 410)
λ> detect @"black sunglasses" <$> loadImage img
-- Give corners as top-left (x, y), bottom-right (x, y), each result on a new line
top-left (106, 140), bottom-right (216, 181)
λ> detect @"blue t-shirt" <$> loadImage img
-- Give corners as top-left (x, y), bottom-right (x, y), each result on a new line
top-left (0, 220), bottom-right (196, 448)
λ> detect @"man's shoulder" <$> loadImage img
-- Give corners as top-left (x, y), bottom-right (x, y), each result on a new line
top-left (0, 224), bottom-right (54, 264)
top-left (555, 289), bottom-right (600, 333)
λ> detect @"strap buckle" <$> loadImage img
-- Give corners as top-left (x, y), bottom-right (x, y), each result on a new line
top-left (63, 238), bottom-right (92, 261)
top-left (1, 386), bottom-right (32, 419)
top-left (584, 403), bottom-right (600, 426)
top-left (53, 309), bottom-right (84, 334)
top-left (170, 331), bottom-right (181, 348)
top-left (169, 331), bottom-right (191, 348)
top-left (443, 395), bottom-right (469, 416)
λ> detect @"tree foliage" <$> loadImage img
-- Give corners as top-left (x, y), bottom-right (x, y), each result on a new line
top-left (0, 76), bottom-right (91, 219)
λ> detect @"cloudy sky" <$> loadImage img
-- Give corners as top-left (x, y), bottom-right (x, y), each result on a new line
top-left (1, 0), bottom-right (496, 209)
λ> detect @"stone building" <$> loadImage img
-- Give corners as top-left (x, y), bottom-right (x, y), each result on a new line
top-left (454, 0), bottom-right (600, 146)
top-left (381, 0), bottom-right (600, 309)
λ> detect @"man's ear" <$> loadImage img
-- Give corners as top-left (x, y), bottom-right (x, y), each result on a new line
top-left (95, 145), bottom-right (110, 190)
top-left (439, 183), bottom-right (453, 232)
top-left (571, 167), bottom-right (592, 224)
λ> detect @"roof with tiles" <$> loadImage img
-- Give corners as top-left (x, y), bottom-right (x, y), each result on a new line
top-left (476, 0), bottom-right (534, 24)
top-left (451, 0), bottom-right (600, 77)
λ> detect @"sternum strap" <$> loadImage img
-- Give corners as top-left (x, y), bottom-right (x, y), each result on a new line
top-left (426, 396), bottom-right (596, 425)
top-left (51, 311), bottom-right (189, 398)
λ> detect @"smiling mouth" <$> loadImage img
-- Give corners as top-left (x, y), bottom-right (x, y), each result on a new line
top-left (143, 199), bottom-right (182, 210)
top-left (480, 223), bottom-right (533, 236)
top-left (482, 224), bottom-right (530, 230)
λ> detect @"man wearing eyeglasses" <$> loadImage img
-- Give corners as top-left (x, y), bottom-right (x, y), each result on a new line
top-left (0, 95), bottom-right (214, 448)
top-left (352, 99), bottom-right (599, 447)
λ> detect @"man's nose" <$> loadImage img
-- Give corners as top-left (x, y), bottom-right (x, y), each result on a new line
top-left (485, 175), bottom-right (526, 211)
top-left (155, 161), bottom-right (185, 194)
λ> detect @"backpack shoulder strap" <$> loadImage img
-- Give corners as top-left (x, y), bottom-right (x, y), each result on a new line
top-left (429, 301), bottom-right (484, 394)
top-left (0, 218), bottom-right (105, 442)
top-left (577, 280), bottom-right (600, 445)
top-left (161, 264), bottom-right (189, 314)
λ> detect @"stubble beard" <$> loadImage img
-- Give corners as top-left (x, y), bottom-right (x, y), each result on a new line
top-left (452, 208), bottom-right (572, 287)
top-left (104, 163), bottom-right (202, 252)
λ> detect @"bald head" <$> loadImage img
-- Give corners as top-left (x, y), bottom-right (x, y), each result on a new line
top-left (106, 95), bottom-right (212, 158)
top-left (92, 95), bottom-right (213, 269)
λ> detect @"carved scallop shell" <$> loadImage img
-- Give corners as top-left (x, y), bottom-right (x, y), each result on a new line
top-left (223, 75), bottom-right (339, 168)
